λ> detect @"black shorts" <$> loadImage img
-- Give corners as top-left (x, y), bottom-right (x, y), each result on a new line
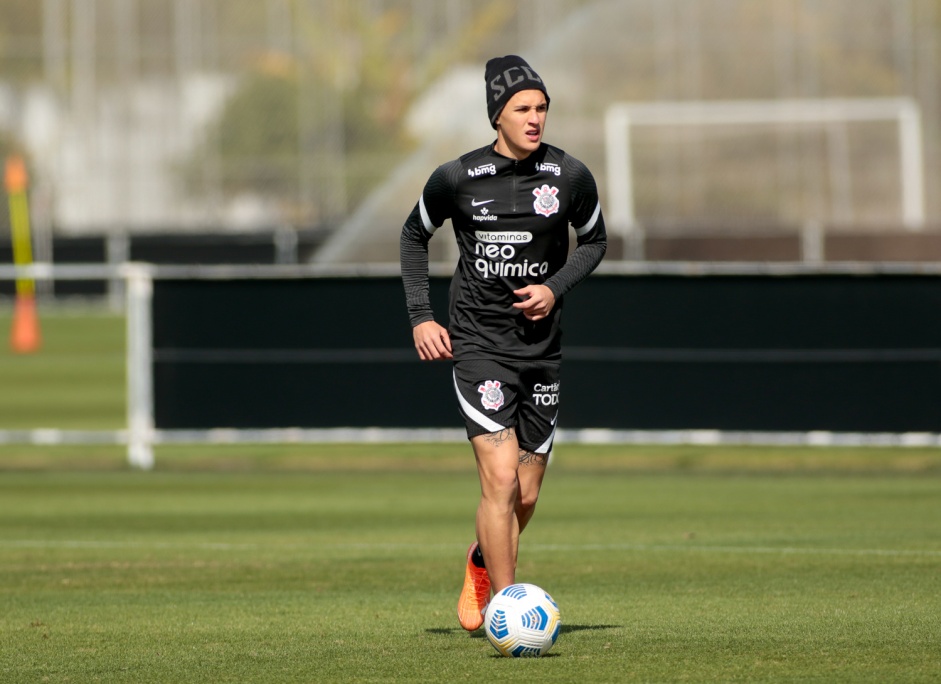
top-left (452, 358), bottom-right (561, 454)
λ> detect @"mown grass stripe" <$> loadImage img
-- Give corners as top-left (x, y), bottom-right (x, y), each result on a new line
top-left (3, 538), bottom-right (940, 557)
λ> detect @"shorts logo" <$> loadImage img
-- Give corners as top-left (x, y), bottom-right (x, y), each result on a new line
top-left (533, 184), bottom-right (560, 217)
top-left (478, 380), bottom-right (505, 411)
top-left (533, 382), bottom-right (560, 406)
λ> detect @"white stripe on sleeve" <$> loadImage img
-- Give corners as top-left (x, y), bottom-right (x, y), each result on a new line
top-left (419, 195), bottom-right (438, 235)
top-left (574, 201), bottom-right (601, 237)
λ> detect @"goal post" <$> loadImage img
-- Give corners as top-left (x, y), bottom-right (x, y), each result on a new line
top-left (604, 97), bottom-right (926, 241)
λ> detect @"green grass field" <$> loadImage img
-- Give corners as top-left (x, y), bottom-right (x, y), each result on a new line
top-left (1, 447), bottom-right (940, 683)
top-left (0, 309), bottom-right (126, 429)
top-left (1, 312), bottom-right (940, 682)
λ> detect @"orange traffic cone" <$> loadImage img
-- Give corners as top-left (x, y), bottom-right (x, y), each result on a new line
top-left (10, 293), bottom-right (41, 353)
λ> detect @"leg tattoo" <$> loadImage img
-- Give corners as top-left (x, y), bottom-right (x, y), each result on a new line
top-left (484, 427), bottom-right (515, 448)
top-left (518, 449), bottom-right (548, 467)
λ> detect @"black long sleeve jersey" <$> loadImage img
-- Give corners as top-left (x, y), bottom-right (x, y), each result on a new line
top-left (401, 142), bottom-right (607, 361)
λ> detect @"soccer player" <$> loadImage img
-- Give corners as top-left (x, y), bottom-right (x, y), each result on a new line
top-left (400, 55), bottom-right (607, 631)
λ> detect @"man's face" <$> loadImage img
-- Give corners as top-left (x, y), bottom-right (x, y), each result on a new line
top-left (495, 89), bottom-right (548, 160)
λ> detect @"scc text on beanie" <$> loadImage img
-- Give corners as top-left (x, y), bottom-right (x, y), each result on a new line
top-left (484, 55), bottom-right (550, 129)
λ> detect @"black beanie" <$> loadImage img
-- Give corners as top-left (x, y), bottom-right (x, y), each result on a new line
top-left (484, 55), bottom-right (550, 129)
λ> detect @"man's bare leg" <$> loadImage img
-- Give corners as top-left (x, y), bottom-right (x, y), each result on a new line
top-left (472, 432), bottom-right (550, 593)
top-left (471, 428), bottom-right (522, 593)
top-left (516, 448), bottom-right (548, 534)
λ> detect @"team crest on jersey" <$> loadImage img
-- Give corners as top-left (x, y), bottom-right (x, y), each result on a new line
top-left (533, 184), bottom-right (560, 217)
top-left (478, 380), bottom-right (505, 410)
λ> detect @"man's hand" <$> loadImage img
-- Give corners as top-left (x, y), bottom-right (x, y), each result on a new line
top-left (412, 320), bottom-right (453, 360)
top-left (512, 284), bottom-right (556, 321)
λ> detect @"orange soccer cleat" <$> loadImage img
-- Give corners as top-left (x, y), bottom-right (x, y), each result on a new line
top-left (457, 542), bottom-right (491, 631)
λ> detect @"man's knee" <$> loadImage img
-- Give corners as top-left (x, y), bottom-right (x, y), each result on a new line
top-left (472, 433), bottom-right (520, 494)
top-left (518, 492), bottom-right (539, 513)
top-left (485, 464), bottom-right (519, 495)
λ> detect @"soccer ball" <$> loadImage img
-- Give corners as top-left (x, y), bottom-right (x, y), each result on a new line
top-left (484, 583), bottom-right (561, 657)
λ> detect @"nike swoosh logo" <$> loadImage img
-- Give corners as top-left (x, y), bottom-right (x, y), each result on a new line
top-left (471, 198), bottom-right (494, 207)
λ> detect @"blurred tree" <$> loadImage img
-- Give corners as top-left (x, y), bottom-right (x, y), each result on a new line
top-left (201, 68), bottom-right (301, 197)
top-left (180, 0), bottom-right (530, 226)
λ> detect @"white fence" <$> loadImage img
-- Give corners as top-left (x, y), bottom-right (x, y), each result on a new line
top-left (2, 261), bottom-right (941, 470)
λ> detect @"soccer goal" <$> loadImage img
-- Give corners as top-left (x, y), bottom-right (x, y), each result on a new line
top-left (604, 97), bottom-right (926, 241)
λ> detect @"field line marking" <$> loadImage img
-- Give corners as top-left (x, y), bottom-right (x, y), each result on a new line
top-left (527, 543), bottom-right (941, 558)
top-left (1, 539), bottom-right (940, 558)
